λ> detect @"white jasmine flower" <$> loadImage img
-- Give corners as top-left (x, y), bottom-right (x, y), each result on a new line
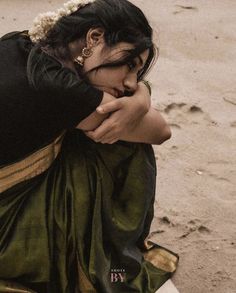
top-left (29, 0), bottom-right (96, 43)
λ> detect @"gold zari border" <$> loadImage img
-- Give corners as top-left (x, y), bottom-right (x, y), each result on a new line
top-left (0, 133), bottom-right (65, 193)
top-left (77, 254), bottom-right (97, 293)
top-left (0, 280), bottom-right (36, 292)
top-left (143, 239), bottom-right (178, 273)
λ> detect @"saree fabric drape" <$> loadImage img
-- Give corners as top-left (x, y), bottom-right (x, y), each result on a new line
top-left (0, 130), bottom-right (178, 293)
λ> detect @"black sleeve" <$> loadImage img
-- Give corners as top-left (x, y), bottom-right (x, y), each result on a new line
top-left (27, 46), bottom-right (103, 128)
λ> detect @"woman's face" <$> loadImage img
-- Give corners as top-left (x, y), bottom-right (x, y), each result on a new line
top-left (82, 42), bottom-right (149, 98)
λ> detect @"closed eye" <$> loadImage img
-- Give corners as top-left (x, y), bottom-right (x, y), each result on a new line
top-left (127, 60), bottom-right (137, 71)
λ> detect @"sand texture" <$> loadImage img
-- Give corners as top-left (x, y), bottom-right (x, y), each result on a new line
top-left (0, 1), bottom-right (235, 292)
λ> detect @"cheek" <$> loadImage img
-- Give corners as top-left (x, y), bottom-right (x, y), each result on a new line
top-left (89, 67), bottom-right (127, 85)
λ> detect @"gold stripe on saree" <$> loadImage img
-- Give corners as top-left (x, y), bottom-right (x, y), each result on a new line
top-left (0, 132), bottom-right (65, 193)
top-left (143, 239), bottom-right (178, 273)
top-left (77, 255), bottom-right (97, 293)
top-left (0, 280), bottom-right (36, 292)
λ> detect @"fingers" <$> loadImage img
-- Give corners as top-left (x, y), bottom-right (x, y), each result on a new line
top-left (85, 131), bottom-right (118, 144)
top-left (87, 119), bottom-right (115, 140)
top-left (88, 111), bottom-right (123, 140)
top-left (101, 137), bottom-right (119, 144)
top-left (85, 118), bottom-right (119, 143)
top-left (86, 129), bottom-right (114, 143)
top-left (96, 99), bottom-right (123, 114)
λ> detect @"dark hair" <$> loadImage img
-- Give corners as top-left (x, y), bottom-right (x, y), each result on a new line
top-left (40, 0), bottom-right (157, 80)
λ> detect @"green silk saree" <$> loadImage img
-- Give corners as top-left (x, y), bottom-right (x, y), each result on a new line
top-left (0, 130), bottom-right (178, 292)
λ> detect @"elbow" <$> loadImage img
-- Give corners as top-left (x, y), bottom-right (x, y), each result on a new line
top-left (155, 125), bottom-right (172, 145)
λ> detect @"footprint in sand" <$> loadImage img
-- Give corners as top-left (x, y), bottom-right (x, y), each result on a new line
top-left (196, 167), bottom-right (232, 185)
top-left (189, 105), bottom-right (203, 114)
top-left (164, 103), bottom-right (186, 114)
top-left (147, 216), bottom-right (176, 237)
top-left (179, 220), bottom-right (211, 238)
top-left (230, 121), bottom-right (236, 127)
top-left (223, 96), bottom-right (236, 106)
top-left (169, 123), bottom-right (181, 129)
top-left (163, 102), bottom-right (216, 126)
top-left (198, 225), bottom-right (211, 234)
top-left (173, 5), bottom-right (198, 15)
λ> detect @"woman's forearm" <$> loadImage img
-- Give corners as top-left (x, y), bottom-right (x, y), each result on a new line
top-left (76, 82), bottom-right (151, 132)
top-left (119, 107), bottom-right (171, 145)
top-left (76, 92), bottom-right (116, 131)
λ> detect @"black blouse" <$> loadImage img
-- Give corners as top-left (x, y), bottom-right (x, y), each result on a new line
top-left (0, 31), bottom-right (103, 166)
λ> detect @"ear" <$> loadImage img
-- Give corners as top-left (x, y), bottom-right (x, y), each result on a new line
top-left (86, 28), bottom-right (105, 48)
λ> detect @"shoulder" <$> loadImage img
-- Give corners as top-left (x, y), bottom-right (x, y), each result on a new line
top-left (27, 44), bottom-right (82, 93)
top-left (0, 31), bottom-right (34, 90)
top-left (0, 31), bottom-right (33, 72)
top-left (0, 31), bottom-right (24, 41)
top-left (0, 30), bottom-right (32, 52)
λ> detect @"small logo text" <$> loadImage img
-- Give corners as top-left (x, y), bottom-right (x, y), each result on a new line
top-left (110, 269), bottom-right (126, 283)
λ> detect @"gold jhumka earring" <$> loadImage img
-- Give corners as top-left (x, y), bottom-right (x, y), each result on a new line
top-left (74, 47), bottom-right (93, 66)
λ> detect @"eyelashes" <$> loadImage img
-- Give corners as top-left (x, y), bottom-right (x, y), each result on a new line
top-left (127, 60), bottom-right (137, 71)
top-left (127, 60), bottom-right (143, 79)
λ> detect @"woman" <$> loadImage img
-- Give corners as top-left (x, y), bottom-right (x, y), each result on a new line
top-left (0, 0), bottom-right (178, 292)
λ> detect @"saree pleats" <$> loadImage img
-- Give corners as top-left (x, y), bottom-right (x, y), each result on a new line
top-left (0, 130), bottom-right (178, 293)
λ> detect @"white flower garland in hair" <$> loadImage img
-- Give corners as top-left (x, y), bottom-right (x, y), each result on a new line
top-left (29, 0), bottom-right (96, 43)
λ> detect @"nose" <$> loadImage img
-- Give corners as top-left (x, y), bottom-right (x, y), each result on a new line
top-left (123, 72), bottom-right (138, 94)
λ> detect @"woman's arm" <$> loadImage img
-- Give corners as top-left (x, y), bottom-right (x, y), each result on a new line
top-left (85, 107), bottom-right (171, 145)
top-left (76, 92), bottom-right (116, 130)
top-left (77, 82), bottom-right (150, 131)
top-left (79, 81), bottom-right (171, 145)
top-left (119, 107), bottom-right (171, 145)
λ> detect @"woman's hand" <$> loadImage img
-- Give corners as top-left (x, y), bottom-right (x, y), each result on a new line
top-left (84, 82), bottom-right (151, 144)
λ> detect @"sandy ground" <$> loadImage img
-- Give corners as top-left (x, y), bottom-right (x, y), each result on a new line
top-left (0, 1), bottom-right (235, 292)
